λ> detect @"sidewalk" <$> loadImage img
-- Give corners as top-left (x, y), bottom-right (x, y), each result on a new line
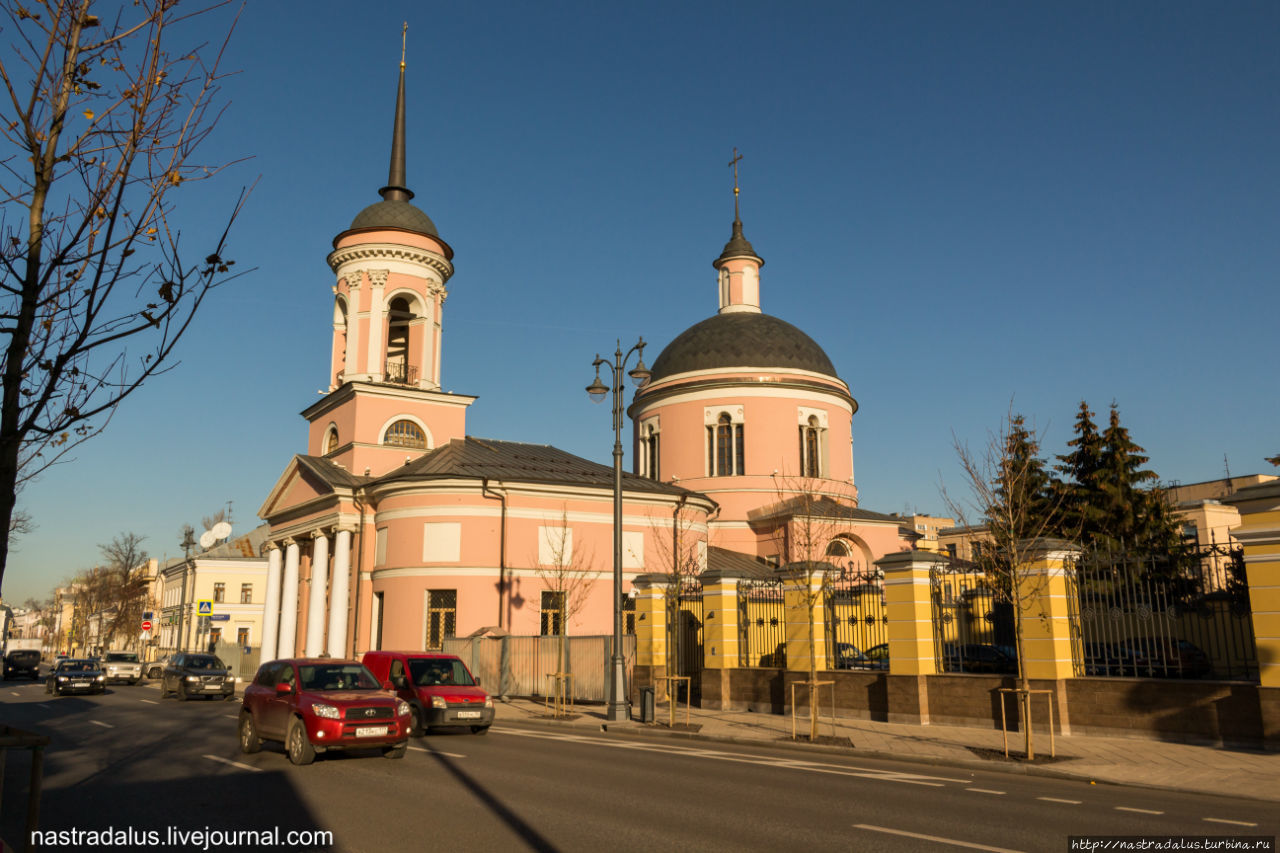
top-left (492, 696), bottom-right (1280, 803)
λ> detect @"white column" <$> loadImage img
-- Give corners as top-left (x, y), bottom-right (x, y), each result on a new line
top-left (260, 544), bottom-right (283, 663)
top-left (277, 539), bottom-right (301, 659)
top-left (305, 531), bottom-right (330, 657)
top-left (328, 528), bottom-right (353, 659)
top-left (366, 269), bottom-right (387, 382)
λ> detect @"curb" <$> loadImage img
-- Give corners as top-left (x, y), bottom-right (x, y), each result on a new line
top-left (493, 704), bottom-right (1280, 806)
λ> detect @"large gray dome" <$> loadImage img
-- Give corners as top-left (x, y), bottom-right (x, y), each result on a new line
top-left (648, 312), bottom-right (839, 382)
top-left (349, 199), bottom-right (439, 236)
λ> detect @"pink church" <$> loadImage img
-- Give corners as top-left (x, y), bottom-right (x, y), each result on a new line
top-left (258, 62), bottom-right (914, 663)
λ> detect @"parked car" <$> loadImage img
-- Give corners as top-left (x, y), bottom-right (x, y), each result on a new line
top-left (145, 654), bottom-right (173, 680)
top-left (160, 653), bottom-right (236, 700)
top-left (45, 658), bottom-right (105, 695)
top-left (363, 651), bottom-right (494, 735)
top-left (1118, 637), bottom-right (1213, 679)
top-left (942, 643), bottom-right (1018, 674)
top-left (239, 658), bottom-right (410, 765)
top-left (833, 642), bottom-right (888, 671)
top-left (3, 648), bottom-right (42, 680)
top-left (861, 643), bottom-right (890, 670)
top-left (102, 650), bottom-right (142, 685)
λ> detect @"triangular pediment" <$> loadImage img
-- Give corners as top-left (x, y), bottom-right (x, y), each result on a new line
top-left (259, 456), bottom-right (351, 521)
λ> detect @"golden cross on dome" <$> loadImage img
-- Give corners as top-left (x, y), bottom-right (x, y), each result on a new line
top-left (729, 147), bottom-right (743, 219)
top-left (401, 22), bottom-right (408, 70)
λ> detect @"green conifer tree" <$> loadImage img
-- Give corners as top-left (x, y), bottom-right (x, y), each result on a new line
top-left (1095, 403), bottom-right (1181, 553)
top-left (1055, 401), bottom-right (1105, 542)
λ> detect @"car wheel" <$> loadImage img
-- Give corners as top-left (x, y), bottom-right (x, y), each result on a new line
top-left (44, 681), bottom-right (51, 694)
top-left (383, 742), bottom-right (407, 759)
top-left (238, 713), bottom-right (262, 754)
top-left (409, 706), bottom-right (423, 736)
top-left (470, 726), bottom-right (490, 736)
top-left (178, 682), bottom-right (189, 701)
top-left (286, 719), bottom-right (315, 766)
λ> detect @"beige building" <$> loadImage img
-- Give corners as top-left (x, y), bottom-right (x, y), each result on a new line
top-left (159, 526), bottom-right (270, 656)
top-left (894, 513), bottom-right (955, 553)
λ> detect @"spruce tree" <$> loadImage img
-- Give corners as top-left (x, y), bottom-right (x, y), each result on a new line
top-left (1055, 401), bottom-right (1105, 542)
top-left (1095, 403), bottom-right (1181, 553)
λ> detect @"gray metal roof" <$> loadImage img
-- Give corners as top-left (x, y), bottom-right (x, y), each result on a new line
top-left (707, 546), bottom-right (775, 579)
top-left (747, 496), bottom-right (905, 526)
top-left (648, 311), bottom-right (839, 382)
top-left (348, 198), bottom-right (439, 236)
top-left (380, 437), bottom-right (696, 496)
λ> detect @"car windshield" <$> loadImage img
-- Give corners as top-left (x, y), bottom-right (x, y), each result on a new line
top-left (105, 653), bottom-right (138, 663)
top-left (185, 656), bottom-right (225, 670)
top-left (58, 659), bottom-right (94, 671)
top-left (298, 663), bottom-right (379, 691)
top-left (408, 658), bottom-right (474, 687)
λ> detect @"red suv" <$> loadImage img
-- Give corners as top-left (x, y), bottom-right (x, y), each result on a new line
top-left (238, 658), bottom-right (410, 765)
top-left (363, 651), bottom-right (494, 735)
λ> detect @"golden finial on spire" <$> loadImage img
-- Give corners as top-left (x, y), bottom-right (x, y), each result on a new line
top-left (400, 21), bottom-right (408, 70)
top-left (729, 147), bottom-right (743, 221)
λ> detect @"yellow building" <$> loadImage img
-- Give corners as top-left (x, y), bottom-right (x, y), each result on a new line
top-left (894, 513), bottom-right (955, 553)
top-left (159, 525), bottom-right (269, 658)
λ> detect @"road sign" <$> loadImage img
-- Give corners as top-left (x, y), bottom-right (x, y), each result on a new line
top-left (196, 600), bottom-right (213, 616)
top-left (141, 619), bottom-right (153, 632)
top-left (209, 614), bottom-right (230, 622)
top-left (142, 611), bottom-right (153, 620)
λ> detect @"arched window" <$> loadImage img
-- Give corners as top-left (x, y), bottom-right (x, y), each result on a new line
top-left (800, 415), bottom-right (822, 477)
top-left (384, 295), bottom-right (421, 385)
top-left (324, 427), bottom-right (339, 454)
top-left (640, 421), bottom-right (660, 481)
top-left (825, 539), bottom-right (851, 559)
top-left (384, 419), bottom-right (426, 449)
top-left (333, 296), bottom-right (349, 384)
top-left (707, 412), bottom-right (744, 476)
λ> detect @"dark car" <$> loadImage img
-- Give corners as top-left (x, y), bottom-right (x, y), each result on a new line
top-left (943, 643), bottom-right (1018, 674)
top-left (1119, 637), bottom-right (1213, 679)
top-left (239, 658), bottom-right (410, 765)
top-left (833, 642), bottom-right (888, 671)
top-left (160, 653), bottom-right (236, 700)
top-left (45, 658), bottom-right (105, 695)
top-left (4, 649), bottom-right (42, 680)
top-left (363, 651), bottom-right (495, 735)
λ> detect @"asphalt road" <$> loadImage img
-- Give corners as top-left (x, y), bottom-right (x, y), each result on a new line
top-left (1, 676), bottom-right (1276, 852)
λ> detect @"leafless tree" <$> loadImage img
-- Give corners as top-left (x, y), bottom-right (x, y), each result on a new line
top-left (533, 509), bottom-right (598, 694)
top-left (97, 530), bottom-right (149, 647)
top-left (645, 497), bottom-right (705, 701)
top-left (941, 411), bottom-right (1068, 758)
top-left (0, 0), bottom-right (248, 595)
top-left (766, 473), bottom-right (859, 741)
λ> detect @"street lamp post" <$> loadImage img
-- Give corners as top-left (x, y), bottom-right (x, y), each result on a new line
top-left (587, 338), bottom-right (650, 722)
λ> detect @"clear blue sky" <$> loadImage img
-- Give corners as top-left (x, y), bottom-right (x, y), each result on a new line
top-left (6, 1), bottom-right (1278, 603)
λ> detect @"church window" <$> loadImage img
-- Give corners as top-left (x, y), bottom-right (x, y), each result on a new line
top-left (540, 591), bottom-right (565, 636)
top-left (708, 413), bottom-right (744, 476)
top-left (800, 415), bottom-right (823, 477)
top-left (324, 427), bottom-right (339, 454)
top-left (639, 420), bottom-right (660, 481)
top-left (425, 589), bottom-right (456, 650)
top-left (385, 296), bottom-right (416, 385)
top-left (385, 419), bottom-right (426, 449)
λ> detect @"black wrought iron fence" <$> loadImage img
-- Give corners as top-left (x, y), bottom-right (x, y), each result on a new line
top-left (929, 560), bottom-right (1017, 674)
top-left (737, 578), bottom-right (786, 668)
top-left (668, 578), bottom-right (704, 681)
top-left (1071, 540), bottom-right (1257, 681)
top-left (825, 565), bottom-right (888, 671)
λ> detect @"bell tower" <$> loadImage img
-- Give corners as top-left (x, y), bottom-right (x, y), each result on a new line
top-left (303, 30), bottom-right (474, 477)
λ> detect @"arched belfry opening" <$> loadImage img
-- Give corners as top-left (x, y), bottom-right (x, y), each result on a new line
top-left (385, 294), bottom-right (421, 385)
top-left (331, 295), bottom-right (349, 388)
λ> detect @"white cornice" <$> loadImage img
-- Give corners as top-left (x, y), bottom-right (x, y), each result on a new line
top-left (633, 383), bottom-right (855, 416)
top-left (327, 243), bottom-right (454, 283)
top-left (301, 382), bottom-right (477, 421)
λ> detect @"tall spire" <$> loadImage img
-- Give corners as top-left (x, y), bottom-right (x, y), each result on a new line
top-left (716, 147), bottom-right (762, 267)
top-left (379, 22), bottom-right (414, 203)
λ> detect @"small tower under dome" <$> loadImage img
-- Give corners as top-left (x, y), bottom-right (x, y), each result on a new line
top-left (302, 52), bottom-right (473, 478)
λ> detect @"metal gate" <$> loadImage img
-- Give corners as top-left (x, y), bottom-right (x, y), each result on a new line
top-left (668, 578), bottom-right (703, 703)
top-left (738, 578), bottom-right (786, 667)
top-left (929, 560), bottom-right (1016, 674)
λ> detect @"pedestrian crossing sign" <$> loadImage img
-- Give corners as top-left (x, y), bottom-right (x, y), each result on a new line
top-left (197, 600), bottom-right (213, 615)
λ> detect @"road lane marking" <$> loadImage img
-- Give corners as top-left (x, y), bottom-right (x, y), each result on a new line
top-left (90, 720), bottom-right (113, 728)
top-left (1037, 797), bottom-right (1081, 805)
top-left (9, 691), bottom-right (18, 696)
top-left (408, 746), bottom-right (466, 758)
top-left (140, 699), bottom-right (158, 704)
top-left (36, 703), bottom-right (50, 709)
top-left (1115, 807), bottom-right (1163, 815)
top-left (202, 755), bottom-right (262, 773)
top-left (224, 714), bottom-right (239, 719)
top-left (1204, 818), bottom-right (1257, 827)
top-left (854, 824), bottom-right (1025, 853)
top-left (967, 788), bottom-right (1005, 795)
top-left (495, 727), bottom-right (955, 787)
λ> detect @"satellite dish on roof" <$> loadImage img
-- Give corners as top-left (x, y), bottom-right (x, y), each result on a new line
top-left (199, 530), bottom-right (217, 550)
top-left (211, 521), bottom-right (232, 541)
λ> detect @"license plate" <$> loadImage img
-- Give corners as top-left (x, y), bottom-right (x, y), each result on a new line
top-left (72, 682), bottom-right (90, 688)
top-left (457, 710), bottom-right (482, 719)
top-left (355, 726), bottom-right (388, 737)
